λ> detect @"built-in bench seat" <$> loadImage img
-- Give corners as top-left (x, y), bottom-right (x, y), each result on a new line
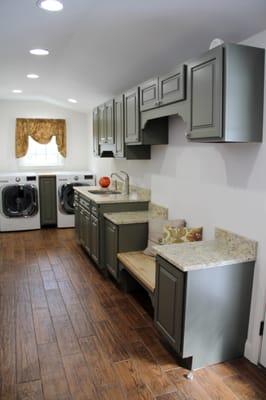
top-left (117, 251), bottom-right (156, 295)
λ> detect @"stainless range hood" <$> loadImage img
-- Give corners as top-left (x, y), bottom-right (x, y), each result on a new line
top-left (100, 143), bottom-right (115, 158)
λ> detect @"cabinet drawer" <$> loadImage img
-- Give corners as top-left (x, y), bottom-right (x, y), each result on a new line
top-left (159, 64), bottom-right (186, 106)
top-left (80, 197), bottom-right (90, 212)
top-left (91, 203), bottom-right (99, 216)
top-left (140, 77), bottom-right (159, 111)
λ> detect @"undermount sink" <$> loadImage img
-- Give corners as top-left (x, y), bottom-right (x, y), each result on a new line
top-left (88, 189), bottom-right (122, 195)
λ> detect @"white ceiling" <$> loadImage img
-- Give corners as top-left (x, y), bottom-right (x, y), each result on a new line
top-left (0, 0), bottom-right (266, 112)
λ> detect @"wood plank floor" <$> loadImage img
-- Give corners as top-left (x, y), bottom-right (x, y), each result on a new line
top-left (0, 228), bottom-right (265, 400)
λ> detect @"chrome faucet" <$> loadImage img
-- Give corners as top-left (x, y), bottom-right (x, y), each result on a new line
top-left (110, 171), bottom-right (130, 195)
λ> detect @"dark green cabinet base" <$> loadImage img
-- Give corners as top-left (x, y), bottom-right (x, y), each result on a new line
top-left (155, 256), bottom-right (255, 370)
top-left (104, 220), bottom-right (148, 279)
top-left (39, 175), bottom-right (57, 227)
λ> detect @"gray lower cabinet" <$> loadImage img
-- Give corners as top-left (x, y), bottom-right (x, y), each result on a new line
top-left (155, 257), bottom-right (184, 353)
top-left (90, 214), bottom-right (99, 264)
top-left (154, 255), bottom-right (255, 370)
top-left (39, 175), bottom-right (57, 227)
top-left (104, 219), bottom-right (148, 280)
top-left (187, 44), bottom-right (264, 142)
top-left (75, 191), bottom-right (149, 273)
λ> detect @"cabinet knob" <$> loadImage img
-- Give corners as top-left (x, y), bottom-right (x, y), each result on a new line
top-left (185, 132), bottom-right (191, 139)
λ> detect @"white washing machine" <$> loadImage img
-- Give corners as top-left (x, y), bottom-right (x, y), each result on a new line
top-left (56, 171), bottom-right (95, 228)
top-left (0, 173), bottom-right (40, 232)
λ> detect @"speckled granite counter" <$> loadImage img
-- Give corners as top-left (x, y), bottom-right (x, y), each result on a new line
top-left (153, 228), bottom-right (257, 272)
top-left (74, 186), bottom-right (150, 204)
top-left (104, 202), bottom-right (168, 224)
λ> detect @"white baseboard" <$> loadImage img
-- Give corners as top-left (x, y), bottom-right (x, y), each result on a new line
top-left (244, 339), bottom-right (261, 365)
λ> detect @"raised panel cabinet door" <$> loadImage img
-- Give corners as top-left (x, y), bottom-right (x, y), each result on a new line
top-left (98, 104), bottom-right (107, 144)
top-left (159, 65), bottom-right (186, 106)
top-left (104, 220), bottom-right (118, 278)
top-left (105, 99), bottom-right (115, 144)
top-left (124, 87), bottom-right (140, 143)
top-left (90, 214), bottom-right (99, 264)
top-left (155, 258), bottom-right (184, 353)
top-left (39, 176), bottom-right (57, 226)
top-left (187, 46), bottom-right (223, 139)
top-left (75, 204), bottom-right (81, 242)
top-left (140, 77), bottom-right (159, 111)
top-left (93, 107), bottom-right (100, 156)
top-left (79, 209), bottom-right (86, 247)
top-left (114, 94), bottom-right (125, 158)
top-left (84, 211), bottom-right (91, 254)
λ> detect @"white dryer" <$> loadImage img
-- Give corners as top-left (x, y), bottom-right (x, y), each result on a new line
top-left (0, 173), bottom-right (40, 232)
top-left (56, 171), bottom-right (95, 228)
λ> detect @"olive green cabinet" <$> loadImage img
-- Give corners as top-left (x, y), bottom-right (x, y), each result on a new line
top-left (187, 46), bottom-right (223, 140)
top-left (187, 44), bottom-right (264, 142)
top-left (104, 220), bottom-right (118, 278)
top-left (140, 65), bottom-right (186, 112)
top-left (154, 255), bottom-right (255, 370)
top-left (93, 107), bottom-right (100, 156)
top-left (98, 104), bottom-right (106, 144)
top-left (140, 78), bottom-right (159, 111)
top-left (114, 94), bottom-right (125, 158)
top-left (124, 87), bottom-right (140, 144)
top-left (104, 219), bottom-right (148, 280)
top-left (105, 99), bottom-right (115, 144)
top-left (90, 214), bottom-right (99, 264)
top-left (155, 257), bottom-right (184, 353)
top-left (39, 175), bottom-right (57, 227)
top-left (159, 65), bottom-right (186, 106)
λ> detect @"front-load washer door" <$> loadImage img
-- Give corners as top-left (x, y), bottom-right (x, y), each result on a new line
top-left (2, 184), bottom-right (38, 218)
top-left (60, 182), bottom-right (85, 215)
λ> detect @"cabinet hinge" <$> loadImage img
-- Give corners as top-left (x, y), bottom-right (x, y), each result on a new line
top-left (259, 321), bottom-right (264, 336)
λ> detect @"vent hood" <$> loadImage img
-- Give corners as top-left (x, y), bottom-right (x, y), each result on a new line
top-left (100, 143), bottom-right (115, 158)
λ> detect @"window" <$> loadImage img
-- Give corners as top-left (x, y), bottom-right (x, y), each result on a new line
top-left (19, 136), bottom-right (64, 167)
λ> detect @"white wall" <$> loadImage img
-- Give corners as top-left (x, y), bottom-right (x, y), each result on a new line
top-left (0, 99), bottom-right (90, 173)
top-left (88, 30), bottom-right (266, 364)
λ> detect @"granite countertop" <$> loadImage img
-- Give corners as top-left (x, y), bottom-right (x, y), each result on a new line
top-left (104, 211), bottom-right (151, 224)
top-left (74, 186), bottom-right (150, 204)
top-left (153, 228), bottom-right (257, 272)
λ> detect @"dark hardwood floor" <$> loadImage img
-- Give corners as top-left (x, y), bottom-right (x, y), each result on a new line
top-left (0, 228), bottom-right (265, 400)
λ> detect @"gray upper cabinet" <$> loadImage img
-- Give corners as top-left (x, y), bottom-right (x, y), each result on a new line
top-left (159, 65), bottom-right (186, 106)
top-left (105, 99), bottom-right (115, 144)
top-left (140, 78), bottom-right (159, 111)
top-left (187, 46), bottom-right (223, 140)
top-left (187, 44), bottom-right (264, 142)
top-left (124, 87), bottom-right (140, 144)
top-left (98, 104), bottom-right (106, 144)
top-left (140, 65), bottom-right (186, 112)
top-left (93, 107), bottom-right (100, 156)
top-left (114, 94), bottom-right (125, 158)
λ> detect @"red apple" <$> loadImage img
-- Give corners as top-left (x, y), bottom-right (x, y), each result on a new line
top-left (99, 176), bottom-right (111, 188)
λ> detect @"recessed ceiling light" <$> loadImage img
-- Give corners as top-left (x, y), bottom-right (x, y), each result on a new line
top-left (27, 74), bottom-right (39, 79)
top-left (12, 89), bottom-right (23, 94)
top-left (68, 98), bottom-right (77, 104)
top-left (30, 48), bottom-right (49, 56)
top-left (37, 0), bottom-right (63, 12)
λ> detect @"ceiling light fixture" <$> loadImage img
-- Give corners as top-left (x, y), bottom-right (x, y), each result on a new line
top-left (27, 74), bottom-right (39, 79)
top-left (12, 89), bottom-right (23, 94)
top-left (68, 98), bottom-right (77, 104)
top-left (37, 0), bottom-right (63, 12)
top-left (30, 48), bottom-right (49, 56)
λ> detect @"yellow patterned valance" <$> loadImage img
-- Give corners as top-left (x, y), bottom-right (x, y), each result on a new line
top-left (15, 118), bottom-right (66, 158)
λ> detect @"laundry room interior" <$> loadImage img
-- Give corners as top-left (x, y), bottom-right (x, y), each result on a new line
top-left (1, 1), bottom-right (266, 399)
